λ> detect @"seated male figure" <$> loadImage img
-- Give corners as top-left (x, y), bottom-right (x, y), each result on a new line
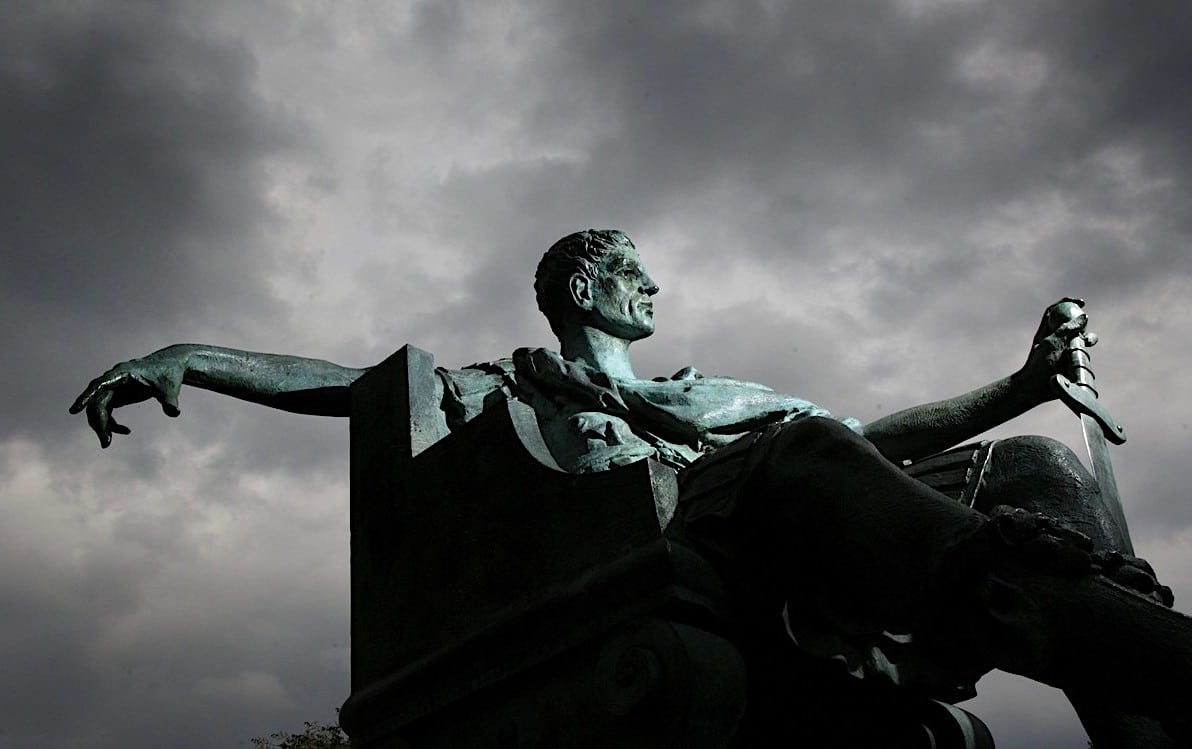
top-left (73, 229), bottom-right (1190, 746)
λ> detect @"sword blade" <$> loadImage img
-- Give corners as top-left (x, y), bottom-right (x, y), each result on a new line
top-left (1082, 412), bottom-right (1134, 555)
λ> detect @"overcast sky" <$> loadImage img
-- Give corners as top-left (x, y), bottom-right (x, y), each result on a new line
top-left (4, 1), bottom-right (1191, 747)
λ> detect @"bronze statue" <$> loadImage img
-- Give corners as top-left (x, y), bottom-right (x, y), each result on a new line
top-left (73, 229), bottom-right (1192, 746)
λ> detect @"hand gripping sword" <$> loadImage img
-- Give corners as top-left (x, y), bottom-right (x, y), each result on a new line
top-left (1047, 301), bottom-right (1134, 554)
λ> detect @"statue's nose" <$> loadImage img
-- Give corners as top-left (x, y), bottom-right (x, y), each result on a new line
top-left (642, 274), bottom-right (660, 296)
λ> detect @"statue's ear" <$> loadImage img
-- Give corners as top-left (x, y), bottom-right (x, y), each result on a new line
top-left (569, 273), bottom-right (594, 311)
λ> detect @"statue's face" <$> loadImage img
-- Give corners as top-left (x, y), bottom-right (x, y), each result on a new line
top-left (584, 245), bottom-right (659, 341)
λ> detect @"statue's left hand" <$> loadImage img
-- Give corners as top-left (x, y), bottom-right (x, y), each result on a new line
top-left (69, 350), bottom-right (186, 448)
top-left (1020, 297), bottom-right (1090, 401)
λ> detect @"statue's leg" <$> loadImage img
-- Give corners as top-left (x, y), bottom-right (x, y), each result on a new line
top-left (695, 417), bottom-right (1192, 742)
top-left (972, 435), bottom-right (1128, 553)
top-left (971, 436), bottom-right (1174, 748)
top-left (739, 417), bottom-right (986, 635)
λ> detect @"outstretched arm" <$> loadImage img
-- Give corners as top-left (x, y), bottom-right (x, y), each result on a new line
top-left (860, 299), bottom-right (1088, 463)
top-left (860, 373), bottom-right (1040, 463)
top-left (70, 344), bottom-right (368, 447)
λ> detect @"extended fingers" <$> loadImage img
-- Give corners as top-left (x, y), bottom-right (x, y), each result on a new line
top-left (70, 375), bottom-right (109, 414)
top-left (69, 368), bottom-right (129, 414)
top-left (68, 391), bottom-right (88, 415)
top-left (85, 390), bottom-right (114, 448)
top-left (88, 399), bottom-right (133, 447)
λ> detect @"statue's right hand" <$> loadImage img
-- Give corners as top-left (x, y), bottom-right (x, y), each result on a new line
top-left (69, 350), bottom-right (185, 448)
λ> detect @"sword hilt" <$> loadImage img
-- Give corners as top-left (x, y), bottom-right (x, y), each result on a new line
top-left (1066, 334), bottom-right (1097, 395)
top-left (1045, 301), bottom-right (1127, 444)
top-left (1045, 299), bottom-right (1098, 392)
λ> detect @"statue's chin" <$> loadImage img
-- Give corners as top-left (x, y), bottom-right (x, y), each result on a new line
top-left (627, 324), bottom-right (654, 342)
top-left (593, 316), bottom-right (654, 342)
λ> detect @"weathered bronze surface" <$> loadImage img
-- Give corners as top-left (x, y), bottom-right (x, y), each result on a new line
top-left (73, 229), bottom-right (1192, 747)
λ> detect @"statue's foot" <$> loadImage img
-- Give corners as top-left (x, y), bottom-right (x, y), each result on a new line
top-left (1092, 548), bottom-right (1174, 607)
top-left (959, 507), bottom-right (1191, 743)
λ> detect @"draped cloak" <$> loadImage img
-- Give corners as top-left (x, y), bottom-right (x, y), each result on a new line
top-left (438, 346), bottom-right (862, 475)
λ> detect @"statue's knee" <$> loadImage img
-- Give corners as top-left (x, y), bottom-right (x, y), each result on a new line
top-left (979, 435), bottom-right (1097, 517)
top-left (773, 416), bottom-right (869, 463)
top-left (991, 435), bottom-right (1090, 483)
top-left (756, 417), bottom-right (878, 507)
top-left (997, 434), bottom-right (1073, 457)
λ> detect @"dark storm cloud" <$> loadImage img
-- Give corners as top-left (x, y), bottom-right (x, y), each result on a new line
top-left (1002, 3), bottom-right (1192, 175)
top-left (432, 0), bottom-right (1191, 324)
top-left (0, 1), bottom-right (295, 443)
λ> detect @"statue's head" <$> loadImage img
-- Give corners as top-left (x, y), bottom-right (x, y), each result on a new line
top-left (535, 229), bottom-right (659, 342)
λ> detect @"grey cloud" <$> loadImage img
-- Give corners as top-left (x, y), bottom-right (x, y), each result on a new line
top-left (1, 1), bottom-right (297, 443)
top-left (0, 436), bottom-right (349, 749)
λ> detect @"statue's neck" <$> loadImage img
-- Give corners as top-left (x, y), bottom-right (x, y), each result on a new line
top-left (558, 326), bottom-right (637, 380)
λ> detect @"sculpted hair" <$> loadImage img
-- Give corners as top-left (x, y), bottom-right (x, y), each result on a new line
top-left (535, 229), bottom-right (635, 336)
